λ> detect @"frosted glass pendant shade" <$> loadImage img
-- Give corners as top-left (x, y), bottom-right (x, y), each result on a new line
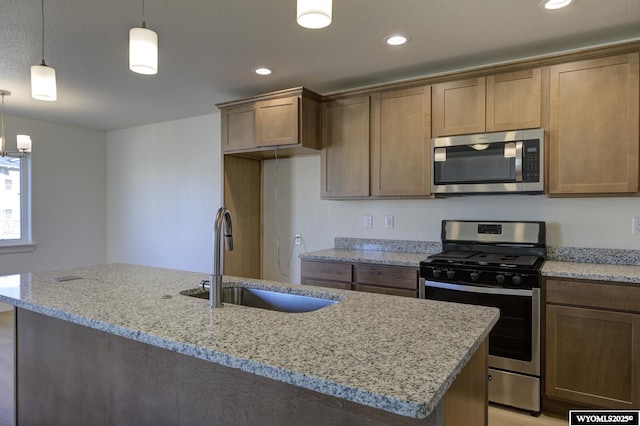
top-left (31, 64), bottom-right (57, 101)
top-left (297, 0), bottom-right (332, 29)
top-left (129, 26), bottom-right (158, 75)
top-left (17, 135), bottom-right (32, 152)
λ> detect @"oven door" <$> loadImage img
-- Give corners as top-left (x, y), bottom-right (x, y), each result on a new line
top-left (424, 280), bottom-right (540, 376)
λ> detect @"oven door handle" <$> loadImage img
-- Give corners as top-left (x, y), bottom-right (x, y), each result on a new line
top-left (424, 280), bottom-right (534, 297)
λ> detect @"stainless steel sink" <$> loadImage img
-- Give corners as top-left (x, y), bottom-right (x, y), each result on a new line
top-left (181, 287), bottom-right (338, 313)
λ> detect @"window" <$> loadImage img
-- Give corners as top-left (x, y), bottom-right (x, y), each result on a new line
top-left (0, 155), bottom-right (33, 252)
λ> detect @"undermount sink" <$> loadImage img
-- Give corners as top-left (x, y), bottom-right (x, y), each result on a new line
top-left (181, 287), bottom-right (338, 313)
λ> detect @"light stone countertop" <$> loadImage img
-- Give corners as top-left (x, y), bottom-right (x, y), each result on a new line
top-left (0, 263), bottom-right (498, 420)
top-left (302, 248), bottom-right (640, 284)
top-left (542, 260), bottom-right (640, 283)
top-left (300, 248), bottom-right (430, 267)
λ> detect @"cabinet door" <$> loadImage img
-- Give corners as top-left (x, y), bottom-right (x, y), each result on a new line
top-left (255, 96), bottom-right (300, 147)
top-left (372, 86), bottom-right (431, 197)
top-left (486, 69), bottom-right (541, 132)
top-left (301, 260), bottom-right (353, 290)
top-left (321, 96), bottom-right (371, 198)
top-left (548, 53), bottom-right (640, 195)
top-left (546, 304), bottom-right (640, 409)
top-left (432, 77), bottom-right (486, 137)
top-left (221, 104), bottom-right (256, 152)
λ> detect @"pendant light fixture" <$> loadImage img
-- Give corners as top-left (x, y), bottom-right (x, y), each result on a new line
top-left (31, 0), bottom-right (57, 101)
top-left (1, 91), bottom-right (32, 158)
top-left (129, 0), bottom-right (158, 75)
top-left (297, 0), bottom-right (332, 29)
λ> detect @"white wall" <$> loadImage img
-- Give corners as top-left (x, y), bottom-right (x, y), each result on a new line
top-left (262, 156), bottom-right (640, 284)
top-left (0, 115), bottom-right (107, 275)
top-left (106, 113), bottom-right (222, 274)
top-left (0, 116), bottom-right (107, 311)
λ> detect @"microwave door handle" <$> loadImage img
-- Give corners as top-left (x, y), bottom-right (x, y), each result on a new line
top-left (515, 141), bottom-right (523, 182)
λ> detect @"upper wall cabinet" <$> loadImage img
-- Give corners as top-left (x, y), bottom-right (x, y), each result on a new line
top-left (547, 53), bottom-right (639, 195)
top-left (371, 86), bottom-right (431, 197)
top-left (432, 77), bottom-right (486, 137)
top-left (321, 96), bottom-right (371, 198)
top-left (432, 69), bottom-right (542, 137)
top-left (217, 87), bottom-right (321, 158)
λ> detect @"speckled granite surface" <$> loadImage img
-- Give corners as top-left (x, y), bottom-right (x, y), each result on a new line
top-left (0, 263), bottom-right (498, 419)
top-left (300, 248), bottom-right (430, 267)
top-left (306, 238), bottom-right (640, 283)
top-left (542, 261), bottom-right (640, 283)
top-left (547, 246), bottom-right (640, 266)
top-left (336, 237), bottom-right (442, 254)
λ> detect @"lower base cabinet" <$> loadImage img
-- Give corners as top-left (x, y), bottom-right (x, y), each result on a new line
top-left (301, 260), bottom-right (419, 298)
top-left (544, 278), bottom-right (640, 413)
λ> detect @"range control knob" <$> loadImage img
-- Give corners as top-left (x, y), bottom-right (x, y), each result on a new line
top-left (446, 270), bottom-right (456, 279)
top-left (512, 275), bottom-right (522, 285)
top-left (470, 272), bottom-right (480, 281)
top-left (432, 269), bottom-right (442, 278)
top-left (496, 274), bottom-right (506, 284)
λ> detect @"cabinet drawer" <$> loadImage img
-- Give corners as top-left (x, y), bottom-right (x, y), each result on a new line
top-left (302, 279), bottom-right (352, 291)
top-left (301, 260), bottom-right (353, 282)
top-left (546, 278), bottom-right (640, 313)
top-left (355, 265), bottom-right (418, 290)
top-left (353, 284), bottom-right (417, 298)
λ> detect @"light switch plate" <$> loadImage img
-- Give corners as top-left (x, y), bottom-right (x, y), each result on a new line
top-left (385, 215), bottom-right (394, 229)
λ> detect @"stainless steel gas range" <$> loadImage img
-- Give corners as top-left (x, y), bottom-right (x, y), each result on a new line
top-left (419, 220), bottom-right (546, 414)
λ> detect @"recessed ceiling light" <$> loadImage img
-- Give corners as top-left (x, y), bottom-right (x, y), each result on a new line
top-left (385, 35), bottom-right (408, 46)
top-left (541, 0), bottom-right (573, 10)
top-left (254, 67), bottom-right (273, 76)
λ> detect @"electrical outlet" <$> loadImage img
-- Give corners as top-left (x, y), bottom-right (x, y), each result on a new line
top-left (364, 215), bottom-right (373, 228)
top-left (633, 217), bottom-right (640, 235)
top-left (384, 215), bottom-right (394, 229)
top-left (294, 234), bottom-right (301, 245)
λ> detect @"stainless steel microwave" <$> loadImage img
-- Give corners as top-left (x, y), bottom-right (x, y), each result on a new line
top-left (431, 128), bottom-right (544, 196)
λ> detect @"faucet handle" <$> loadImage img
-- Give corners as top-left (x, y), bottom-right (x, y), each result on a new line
top-left (200, 279), bottom-right (210, 291)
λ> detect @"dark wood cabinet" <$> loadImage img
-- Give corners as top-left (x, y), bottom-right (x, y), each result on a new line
top-left (218, 87), bottom-right (321, 158)
top-left (321, 96), bottom-right (371, 198)
top-left (544, 278), bottom-right (640, 412)
top-left (547, 53), bottom-right (639, 195)
top-left (301, 260), bottom-right (419, 298)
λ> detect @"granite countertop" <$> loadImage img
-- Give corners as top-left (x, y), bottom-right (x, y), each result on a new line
top-left (300, 248), bottom-right (429, 267)
top-left (542, 260), bottom-right (640, 283)
top-left (0, 263), bottom-right (498, 420)
top-left (302, 244), bottom-right (640, 284)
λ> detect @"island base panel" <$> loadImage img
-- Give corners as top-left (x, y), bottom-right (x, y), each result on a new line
top-left (16, 308), bottom-right (486, 425)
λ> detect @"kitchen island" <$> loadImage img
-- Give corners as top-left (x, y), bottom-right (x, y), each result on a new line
top-left (0, 263), bottom-right (498, 425)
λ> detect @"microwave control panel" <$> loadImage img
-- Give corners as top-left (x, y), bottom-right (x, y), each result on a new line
top-left (522, 140), bottom-right (540, 182)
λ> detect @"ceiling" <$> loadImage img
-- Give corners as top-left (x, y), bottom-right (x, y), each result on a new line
top-left (1, 0), bottom-right (639, 131)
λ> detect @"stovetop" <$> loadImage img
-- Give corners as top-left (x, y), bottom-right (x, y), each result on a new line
top-left (419, 220), bottom-right (547, 289)
top-left (426, 250), bottom-right (542, 268)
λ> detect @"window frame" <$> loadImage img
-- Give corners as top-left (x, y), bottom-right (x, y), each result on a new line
top-left (0, 155), bottom-right (34, 254)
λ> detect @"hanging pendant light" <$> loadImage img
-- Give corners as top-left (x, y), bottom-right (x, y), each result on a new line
top-left (31, 0), bottom-right (57, 101)
top-left (129, 0), bottom-right (158, 75)
top-left (297, 0), bottom-right (332, 29)
top-left (1, 91), bottom-right (32, 158)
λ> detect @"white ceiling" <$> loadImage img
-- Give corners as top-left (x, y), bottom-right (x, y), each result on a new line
top-left (1, 0), bottom-right (639, 131)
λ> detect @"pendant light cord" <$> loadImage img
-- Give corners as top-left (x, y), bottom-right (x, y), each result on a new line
top-left (1, 93), bottom-right (5, 156)
top-left (141, 0), bottom-right (147, 28)
top-left (40, 0), bottom-right (46, 65)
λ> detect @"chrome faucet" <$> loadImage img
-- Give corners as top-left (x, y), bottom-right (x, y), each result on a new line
top-left (210, 206), bottom-right (233, 308)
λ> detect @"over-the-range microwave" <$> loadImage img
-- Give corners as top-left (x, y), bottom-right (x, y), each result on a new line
top-left (431, 128), bottom-right (544, 196)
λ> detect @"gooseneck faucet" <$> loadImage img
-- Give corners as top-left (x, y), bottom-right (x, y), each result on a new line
top-left (210, 206), bottom-right (233, 308)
